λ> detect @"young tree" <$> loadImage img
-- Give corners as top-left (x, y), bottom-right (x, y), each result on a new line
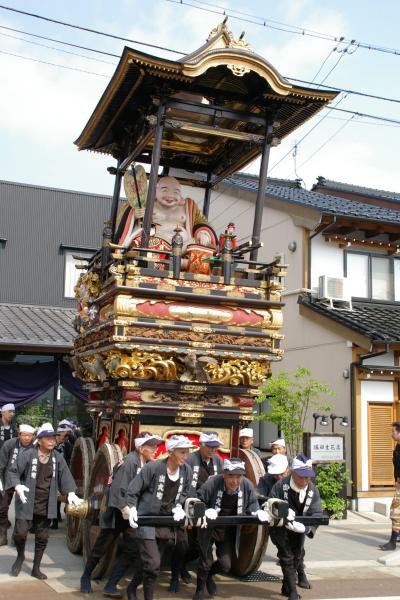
top-left (256, 366), bottom-right (335, 456)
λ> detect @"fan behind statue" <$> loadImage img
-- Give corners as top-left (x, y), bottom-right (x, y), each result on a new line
top-left (115, 164), bottom-right (148, 229)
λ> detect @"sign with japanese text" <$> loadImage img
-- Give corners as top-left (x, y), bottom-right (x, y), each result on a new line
top-left (309, 435), bottom-right (344, 461)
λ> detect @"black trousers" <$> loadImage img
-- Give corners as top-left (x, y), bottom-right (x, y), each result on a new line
top-left (269, 527), bottom-right (306, 592)
top-left (197, 527), bottom-right (236, 579)
top-left (88, 509), bottom-right (138, 565)
top-left (138, 529), bottom-right (188, 584)
top-left (0, 488), bottom-right (14, 531)
top-left (13, 515), bottom-right (50, 549)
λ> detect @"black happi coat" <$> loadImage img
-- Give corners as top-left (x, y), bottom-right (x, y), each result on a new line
top-left (0, 421), bottom-right (16, 450)
top-left (257, 472), bottom-right (278, 498)
top-left (127, 458), bottom-right (193, 540)
top-left (8, 446), bottom-right (77, 520)
top-left (197, 474), bottom-right (259, 555)
top-left (393, 443), bottom-right (400, 481)
top-left (100, 450), bottom-right (143, 529)
top-left (269, 475), bottom-right (323, 537)
top-left (186, 450), bottom-right (223, 492)
top-left (0, 437), bottom-right (33, 490)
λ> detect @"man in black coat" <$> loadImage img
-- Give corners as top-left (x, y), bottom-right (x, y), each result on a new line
top-left (380, 421), bottom-right (400, 550)
top-left (268, 454), bottom-right (322, 600)
top-left (181, 431), bottom-right (224, 582)
top-left (126, 435), bottom-right (195, 600)
top-left (8, 423), bottom-right (82, 579)
top-left (193, 457), bottom-right (269, 600)
top-left (80, 431), bottom-right (162, 595)
top-left (0, 403), bottom-right (16, 450)
top-left (0, 423), bottom-right (35, 545)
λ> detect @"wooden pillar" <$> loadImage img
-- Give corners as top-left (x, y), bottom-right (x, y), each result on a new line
top-left (250, 122), bottom-right (273, 262)
top-left (202, 173), bottom-right (212, 218)
top-left (141, 104), bottom-right (165, 250)
top-left (109, 158), bottom-right (123, 243)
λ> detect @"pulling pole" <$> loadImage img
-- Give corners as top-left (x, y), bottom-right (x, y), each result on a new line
top-left (250, 121), bottom-right (273, 262)
top-left (141, 103), bottom-right (165, 251)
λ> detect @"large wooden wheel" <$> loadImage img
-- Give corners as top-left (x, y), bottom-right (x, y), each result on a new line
top-left (231, 448), bottom-right (269, 576)
top-left (66, 437), bottom-right (95, 554)
top-left (82, 443), bottom-right (123, 578)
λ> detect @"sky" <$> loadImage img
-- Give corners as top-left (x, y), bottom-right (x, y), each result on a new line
top-left (0, 0), bottom-right (400, 197)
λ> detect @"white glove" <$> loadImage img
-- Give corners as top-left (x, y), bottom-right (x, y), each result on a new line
top-left (252, 509), bottom-right (273, 523)
top-left (129, 506), bottom-right (138, 529)
top-left (15, 484), bottom-right (29, 504)
top-left (287, 508), bottom-right (296, 522)
top-left (285, 520), bottom-right (306, 534)
top-left (0, 479), bottom-right (3, 493)
top-left (172, 504), bottom-right (186, 522)
top-left (67, 492), bottom-right (83, 506)
top-left (205, 508), bottom-right (219, 520)
top-left (121, 506), bottom-right (131, 520)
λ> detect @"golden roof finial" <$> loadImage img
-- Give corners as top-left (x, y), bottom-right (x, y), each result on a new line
top-left (206, 19), bottom-right (252, 52)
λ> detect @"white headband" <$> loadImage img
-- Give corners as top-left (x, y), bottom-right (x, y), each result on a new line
top-left (239, 428), bottom-right (254, 438)
top-left (199, 431), bottom-right (223, 445)
top-left (135, 434), bottom-right (162, 449)
top-left (1, 403), bottom-right (15, 412)
top-left (292, 456), bottom-right (313, 470)
top-left (166, 435), bottom-right (195, 451)
top-left (19, 424), bottom-right (35, 434)
top-left (271, 438), bottom-right (286, 448)
top-left (223, 458), bottom-right (245, 472)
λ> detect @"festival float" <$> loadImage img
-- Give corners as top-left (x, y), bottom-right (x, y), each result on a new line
top-left (66, 20), bottom-right (337, 576)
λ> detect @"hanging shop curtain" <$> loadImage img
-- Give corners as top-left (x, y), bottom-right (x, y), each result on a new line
top-left (0, 361), bottom-right (87, 408)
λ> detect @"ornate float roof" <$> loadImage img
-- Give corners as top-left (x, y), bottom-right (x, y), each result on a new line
top-left (75, 21), bottom-right (338, 181)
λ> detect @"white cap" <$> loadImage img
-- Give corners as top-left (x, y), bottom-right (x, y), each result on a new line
top-left (36, 422), bottom-right (56, 439)
top-left (19, 424), bottom-right (35, 434)
top-left (271, 438), bottom-right (286, 448)
top-left (59, 419), bottom-right (73, 427)
top-left (134, 433), bottom-right (162, 449)
top-left (199, 431), bottom-right (223, 447)
top-left (239, 428), bottom-right (254, 438)
top-left (166, 435), bottom-right (195, 451)
top-left (267, 454), bottom-right (289, 475)
top-left (1, 403), bottom-right (15, 412)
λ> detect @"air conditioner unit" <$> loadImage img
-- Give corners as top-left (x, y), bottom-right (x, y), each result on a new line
top-left (318, 276), bottom-right (351, 307)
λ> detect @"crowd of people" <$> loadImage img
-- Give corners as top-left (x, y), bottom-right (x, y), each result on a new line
top-left (0, 404), bottom-right (323, 600)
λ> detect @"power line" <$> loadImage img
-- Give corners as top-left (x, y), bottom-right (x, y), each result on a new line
top-left (1, 16), bottom-right (400, 107)
top-left (287, 114), bottom-right (356, 176)
top-left (310, 45), bottom-right (337, 83)
top-left (269, 94), bottom-right (349, 173)
top-left (0, 48), bottom-right (110, 77)
top-left (287, 77), bottom-right (400, 105)
top-left (0, 4), bottom-right (186, 55)
top-left (0, 24), bottom-right (120, 58)
top-left (165, 0), bottom-right (400, 57)
top-left (329, 106), bottom-right (400, 126)
top-left (0, 30), bottom-right (117, 65)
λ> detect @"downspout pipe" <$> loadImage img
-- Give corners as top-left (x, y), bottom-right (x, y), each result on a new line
top-left (307, 216), bottom-right (337, 289)
top-left (350, 343), bottom-right (389, 503)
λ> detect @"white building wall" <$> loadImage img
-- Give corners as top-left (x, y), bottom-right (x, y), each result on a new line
top-left (311, 234), bottom-right (344, 289)
top-left (360, 380), bottom-right (394, 492)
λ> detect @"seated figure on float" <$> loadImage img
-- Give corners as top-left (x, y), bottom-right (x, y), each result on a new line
top-left (116, 176), bottom-right (216, 272)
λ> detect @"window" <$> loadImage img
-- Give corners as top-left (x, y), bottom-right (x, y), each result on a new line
top-left (64, 251), bottom-right (93, 298)
top-left (368, 402), bottom-right (394, 487)
top-left (345, 251), bottom-right (400, 302)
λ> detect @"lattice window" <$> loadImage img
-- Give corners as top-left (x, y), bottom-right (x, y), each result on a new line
top-left (368, 402), bottom-right (394, 487)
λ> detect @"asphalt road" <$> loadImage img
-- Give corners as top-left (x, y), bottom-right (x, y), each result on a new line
top-left (1, 508), bottom-right (400, 599)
